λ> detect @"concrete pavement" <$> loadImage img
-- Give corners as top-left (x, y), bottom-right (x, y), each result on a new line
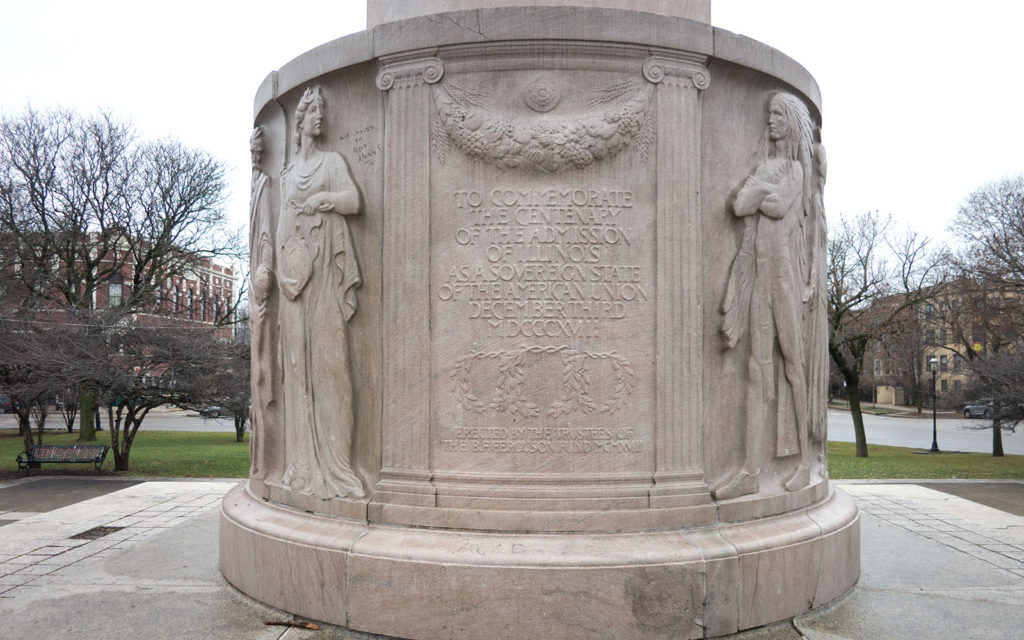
top-left (1, 477), bottom-right (1023, 639)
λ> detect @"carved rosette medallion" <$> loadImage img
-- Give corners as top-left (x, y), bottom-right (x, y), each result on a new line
top-left (523, 75), bottom-right (561, 112)
top-left (432, 77), bottom-right (655, 172)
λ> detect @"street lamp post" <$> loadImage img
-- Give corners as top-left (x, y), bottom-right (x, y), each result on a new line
top-left (929, 356), bottom-right (940, 453)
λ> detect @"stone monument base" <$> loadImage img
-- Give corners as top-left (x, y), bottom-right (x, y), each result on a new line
top-left (220, 483), bottom-right (859, 639)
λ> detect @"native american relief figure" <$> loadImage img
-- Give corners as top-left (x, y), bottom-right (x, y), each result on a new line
top-left (277, 86), bottom-right (364, 499)
top-left (249, 126), bottom-right (274, 479)
top-left (806, 130), bottom-right (829, 464)
top-left (715, 93), bottom-right (826, 500)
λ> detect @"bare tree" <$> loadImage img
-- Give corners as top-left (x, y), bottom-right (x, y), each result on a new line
top-left (950, 175), bottom-right (1024, 290)
top-left (1, 313), bottom-right (237, 471)
top-left (57, 386), bottom-right (79, 433)
top-left (183, 332), bottom-right (251, 443)
top-left (946, 175), bottom-right (1024, 455)
top-left (827, 211), bottom-right (946, 456)
top-left (0, 106), bottom-right (236, 441)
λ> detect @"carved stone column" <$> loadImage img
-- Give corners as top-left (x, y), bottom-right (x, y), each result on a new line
top-left (372, 56), bottom-right (444, 509)
top-left (644, 55), bottom-right (713, 507)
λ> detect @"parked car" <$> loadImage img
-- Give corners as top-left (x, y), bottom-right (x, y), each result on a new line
top-left (198, 405), bottom-right (232, 418)
top-left (963, 399), bottom-right (993, 419)
top-left (0, 397), bottom-right (13, 413)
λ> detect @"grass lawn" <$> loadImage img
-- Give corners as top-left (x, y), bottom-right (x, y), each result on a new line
top-left (3, 429), bottom-right (1021, 481)
top-left (828, 441), bottom-right (1024, 480)
top-left (0, 429), bottom-right (250, 478)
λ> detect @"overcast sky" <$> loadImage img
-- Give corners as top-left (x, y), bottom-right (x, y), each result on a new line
top-left (3, 1), bottom-right (1022, 245)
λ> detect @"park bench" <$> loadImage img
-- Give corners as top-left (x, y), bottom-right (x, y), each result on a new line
top-left (16, 444), bottom-right (110, 475)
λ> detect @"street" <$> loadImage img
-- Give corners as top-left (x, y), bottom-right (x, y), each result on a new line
top-left (0, 406), bottom-right (237, 433)
top-left (2, 407), bottom-right (1022, 454)
top-left (826, 408), bottom-right (1024, 455)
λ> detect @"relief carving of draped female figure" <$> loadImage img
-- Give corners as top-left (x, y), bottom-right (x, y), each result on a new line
top-left (715, 92), bottom-right (825, 501)
top-left (249, 125), bottom-right (275, 480)
top-left (278, 86), bottom-right (364, 499)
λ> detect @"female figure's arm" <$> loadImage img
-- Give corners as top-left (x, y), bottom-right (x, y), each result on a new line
top-left (300, 154), bottom-right (360, 216)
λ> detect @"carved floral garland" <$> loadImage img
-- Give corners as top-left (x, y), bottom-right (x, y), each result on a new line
top-left (452, 346), bottom-right (636, 417)
top-left (432, 79), bottom-right (655, 172)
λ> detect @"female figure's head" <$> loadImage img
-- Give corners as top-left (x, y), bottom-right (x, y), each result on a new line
top-left (294, 86), bottom-right (325, 152)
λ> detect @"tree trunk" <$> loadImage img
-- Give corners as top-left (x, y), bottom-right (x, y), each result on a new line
top-left (21, 411), bottom-right (35, 452)
top-left (34, 403), bottom-right (46, 445)
top-left (109, 406), bottom-right (147, 471)
top-left (17, 405), bottom-right (31, 438)
top-left (108, 405), bottom-right (127, 471)
top-left (78, 388), bottom-right (96, 441)
top-left (847, 379), bottom-right (869, 457)
top-left (992, 417), bottom-right (1005, 457)
top-left (113, 449), bottom-right (130, 471)
top-left (61, 401), bottom-right (79, 433)
top-left (234, 414), bottom-right (247, 443)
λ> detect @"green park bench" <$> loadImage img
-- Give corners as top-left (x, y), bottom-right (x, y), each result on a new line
top-left (16, 444), bottom-right (110, 475)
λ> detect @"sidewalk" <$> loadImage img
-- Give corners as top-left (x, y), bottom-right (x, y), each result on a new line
top-left (1, 477), bottom-right (1023, 639)
top-left (829, 401), bottom-right (964, 419)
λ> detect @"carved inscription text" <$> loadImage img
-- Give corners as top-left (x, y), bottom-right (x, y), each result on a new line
top-left (438, 186), bottom-right (646, 339)
top-left (441, 425), bottom-right (644, 454)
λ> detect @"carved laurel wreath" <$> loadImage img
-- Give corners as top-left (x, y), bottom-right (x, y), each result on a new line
top-left (451, 346), bottom-right (636, 417)
top-left (432, 79), bottom-right (655, 172)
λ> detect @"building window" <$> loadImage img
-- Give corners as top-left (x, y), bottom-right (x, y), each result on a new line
top-left (954, 380), bottom-right (962, 392)
top-left (873, 359), bottom-right (882, 377)
top-left (201, 293), bottom-right (208, 322)
top-left (172, 287), bottom-right (179, 311)
top-left (108, 275), bottom-right (123, 308)
top-left (940, 355), bottom-right (948, 371)
top-left (188, 289), bottom-right (194, 317)
top-left (941, 379), bottom-right (948, 392)
top-left (925, 303), bottom-right (936, 315)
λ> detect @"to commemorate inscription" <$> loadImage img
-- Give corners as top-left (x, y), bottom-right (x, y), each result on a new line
top-left (438, 187), bottom-right (645, 339)
top-left (715, 93), bottom-right (826, 500)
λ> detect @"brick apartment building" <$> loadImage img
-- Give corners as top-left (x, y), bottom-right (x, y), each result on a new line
top-left (853, 284), bottom-right (1020, 409)
top-left (1, 238), bottom-right (236, 339)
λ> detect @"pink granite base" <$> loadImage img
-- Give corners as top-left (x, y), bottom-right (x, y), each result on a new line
top-left (220, 483), bottom-right (859, 639)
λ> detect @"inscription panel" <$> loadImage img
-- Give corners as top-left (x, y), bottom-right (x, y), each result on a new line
top-left (430, 68), bottom-right (657, 476)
